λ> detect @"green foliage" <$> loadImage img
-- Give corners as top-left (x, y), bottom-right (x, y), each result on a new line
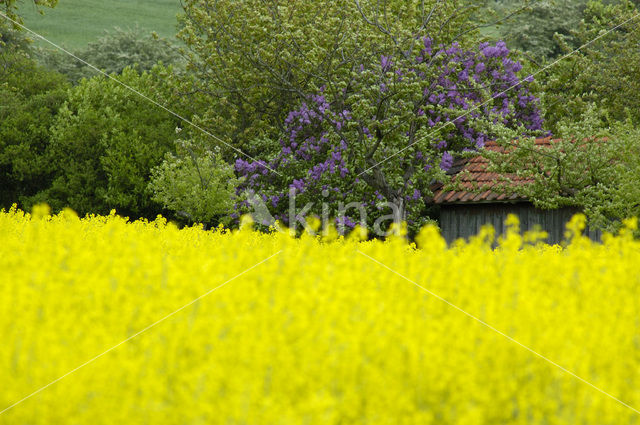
top-left (149, 139), bottom-right (238, 226)
top-left (0, 0), bottom-right (58, 23)
top-left (487, 0), bottom-right (640, 232)
top-left (541, 0), bottom-right (640, 131)
top-left (39, 26), bottom-right (183, 84)
top-left (177, 0), bottom-right (477, 158)
top-left (487, 105), bottom-right (640, 232)
top-left (0, 0), bottom-right (54, 51)
top-left (484, 0), bottom-right (586, 63)
top-left (0, 19), bottom-right (30, 50)
top-left (473, 1), bottom-right (637, 63)
top-left (0, 49), bottom-right (69, 210)
top-left (4, 0), bottom-right (636, 230)
top-left (40, 66), bottom-right (182, 218)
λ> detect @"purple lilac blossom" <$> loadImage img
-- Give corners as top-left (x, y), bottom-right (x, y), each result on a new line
top-left (440, 152), bottom-right (454, 171)
top-left (234, 38), bottom-right (543, 228)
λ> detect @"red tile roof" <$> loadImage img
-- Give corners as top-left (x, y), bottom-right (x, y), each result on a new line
top-left (431, 137), bottom-right (554, 204)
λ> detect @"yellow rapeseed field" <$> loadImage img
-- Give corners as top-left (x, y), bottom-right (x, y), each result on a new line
top-left (1, 206), bottom-right (640, 424)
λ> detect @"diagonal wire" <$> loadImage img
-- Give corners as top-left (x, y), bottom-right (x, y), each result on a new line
top-left (0, 11), bottom-right (282, 176)
top-left (0, 250), bottom-right (283, 417)
top-left (357, 249), bottom-right (640, 416)
top-left (356, 11), bottom-right (640, 177)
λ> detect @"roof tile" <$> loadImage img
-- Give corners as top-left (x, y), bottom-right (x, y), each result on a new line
top-left (431, 137), bottom-right (559, 204)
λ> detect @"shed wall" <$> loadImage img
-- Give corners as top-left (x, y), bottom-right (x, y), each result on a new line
top-left (439, 202), bottom-right (600, 245)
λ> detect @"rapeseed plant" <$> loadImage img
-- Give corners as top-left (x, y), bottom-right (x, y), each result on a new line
top-left (1, 206), bottom-right (639, 424)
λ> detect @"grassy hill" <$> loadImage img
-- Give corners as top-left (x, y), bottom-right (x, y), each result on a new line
top-left (19, 0), bottom-right (182, 49)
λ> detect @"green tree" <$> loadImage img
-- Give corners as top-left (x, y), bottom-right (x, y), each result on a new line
top-left (149, 139), bottom-right (238, 226)
top-left (39, 66), bottom-right (182, 218)
top-left (0, 0), bottom-right (57, 50)
top-left (235, 38), bottom-right (543, 234)
top-left (39, 26), bottom-right (183, 84)
top-left (0, 51), bottom-right (69, 209)
top-left (176, 0), bottom-right (478, 158)
top-left (497, 0), bottom-right (586, 62)
top-left (0, 0), bottom-right (58, 23)
top-left (486, 105), bottom-right (640, 232)
top-left (0, 19), bottom-right (30, 50)
top-left (541, 0), bottom-right (640, 131)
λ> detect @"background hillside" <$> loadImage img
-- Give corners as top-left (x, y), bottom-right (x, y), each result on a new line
top-left (19, 0), bottom-right (182, 48)
top-left (4, 0), bottom-right (640, 233)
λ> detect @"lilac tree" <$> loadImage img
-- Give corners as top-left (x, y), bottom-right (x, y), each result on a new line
top-left (235, 38), bottom-right (543, 234)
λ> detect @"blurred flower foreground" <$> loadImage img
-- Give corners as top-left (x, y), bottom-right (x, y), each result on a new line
top-left (1, 205), bottom-right (639, 425)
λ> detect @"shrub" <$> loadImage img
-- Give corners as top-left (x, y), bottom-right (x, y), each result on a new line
top-left (149, 139), bottom-right (238, 226)
top-left (40, 66), bottom-right (182, 218)
top-left (177, 0), bottom-right (478, 156)
top-left (234, 39), bottom-right (542, 234)
top-left (0, 49), bottom-right (69, 210)
top-left (541, 0), bottom-right (640, 131)
top-left (38, 26), bottom-right (183, 84)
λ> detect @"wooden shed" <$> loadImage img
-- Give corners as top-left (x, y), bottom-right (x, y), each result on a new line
top-left (431, 138), bottom-right (601, 245)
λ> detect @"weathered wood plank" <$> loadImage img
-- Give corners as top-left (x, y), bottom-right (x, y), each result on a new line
top-left (439, 202), bottom-right (601, 245)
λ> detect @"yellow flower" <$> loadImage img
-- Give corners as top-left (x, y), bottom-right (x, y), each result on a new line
top-left (1, 207), bottom-right (639, 424)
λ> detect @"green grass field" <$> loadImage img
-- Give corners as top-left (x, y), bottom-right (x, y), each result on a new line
top-left (18, 0), bottom-right (507, 51)
top-left (19, 0), bottom-right (182, 49)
